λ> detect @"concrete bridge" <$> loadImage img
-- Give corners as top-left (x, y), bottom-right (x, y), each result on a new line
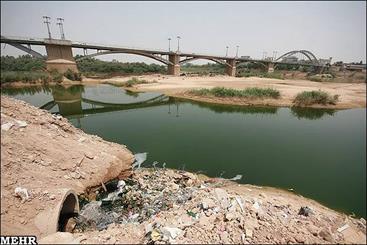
top-left (0, 35), bottom-right (327, 76)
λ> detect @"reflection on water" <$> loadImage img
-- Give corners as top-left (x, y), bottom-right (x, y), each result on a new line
top-left (291, 107), bottom-right (336, 120)
top-left (1, 84), bottom-right (337, 120)
top-left (1, 84), bottom-right (366, 218)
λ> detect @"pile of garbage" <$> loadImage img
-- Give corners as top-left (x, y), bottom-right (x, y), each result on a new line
top-left (73, 154), bottom-right (204, 232)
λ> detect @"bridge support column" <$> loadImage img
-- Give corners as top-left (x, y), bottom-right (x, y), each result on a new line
top-left (45, 39), bottom-right (78, 73)
top-left (225, 59), bottom-right (236, 76)
top-left (267, 63), bottom-right (274, 73)
top-left (168, 54), bottom-right (180, 76)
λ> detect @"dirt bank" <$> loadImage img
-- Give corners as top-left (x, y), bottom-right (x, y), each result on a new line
top-left (96, 74), bottom-right (366, 109)
top-left (0, 96), bottom-right (134, 238)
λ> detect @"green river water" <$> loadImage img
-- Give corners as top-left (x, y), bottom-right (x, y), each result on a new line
top-left (2, 84), bottom-right (366, 218)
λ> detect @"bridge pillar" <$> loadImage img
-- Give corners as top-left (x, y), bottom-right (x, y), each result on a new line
top-left (267, 63), bottom-right (275, 73)
top-left (225, 59), bottom-right (236, 76)
top-left (168, 54), bottom-right (180, 76)
top-left (44, 39), bottom-right (79, 73)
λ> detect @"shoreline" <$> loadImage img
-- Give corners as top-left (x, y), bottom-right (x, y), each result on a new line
top-left (2, 74), bottom-right (365, 109)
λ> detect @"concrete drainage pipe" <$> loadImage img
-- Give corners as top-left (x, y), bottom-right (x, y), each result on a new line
top-left (35, 188), bottom-right (79, 237)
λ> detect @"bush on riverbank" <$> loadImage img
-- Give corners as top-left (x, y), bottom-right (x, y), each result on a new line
top-left (64, 69), bottom-right (82, 81)
top-left (124, 77), bottom-right (154, 87)
top-left (189, 87), bottom-right (280, 99)
top-left (1, 71), bottom-right (49, 84)
top-left (293, 90), bottom-right (339, 106)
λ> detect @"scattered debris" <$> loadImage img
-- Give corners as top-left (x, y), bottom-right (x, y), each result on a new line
top-left (14, 187), bottom-right (30, 202)
top-left (1, 122), bottom-right (14, 131)
top-left (227, 174), bottom-right (242, 181)
top-left (15, 120), bottom-right (27, 128)
top-left (298, 206), bottom-right (313, 217)
top-left (161, 226), bottom-right (182, 240)
top-left (132, 153), bottom-right (147, 169)
top-left (337, 224), bottom-right (350, 233)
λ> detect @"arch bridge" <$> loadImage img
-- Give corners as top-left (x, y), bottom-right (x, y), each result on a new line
top-left (0, 35), bottom-right (326, 76)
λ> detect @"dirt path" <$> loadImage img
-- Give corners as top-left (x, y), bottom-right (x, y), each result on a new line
top-left (91, 74), bottom-right (366, 109)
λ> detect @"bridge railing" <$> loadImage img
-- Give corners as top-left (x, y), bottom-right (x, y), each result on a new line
top-left (0, 35), bottom-right (45, 42)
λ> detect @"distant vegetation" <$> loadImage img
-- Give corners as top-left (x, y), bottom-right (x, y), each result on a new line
top-left (0, 56), bottom-right (82, 84)
top-left (75, 56), bottom-right (167, 76)
top-left (293, 90), bottom-right (339, 106)
top-left (1, 55), bottom-right (46, 71)
top-left (188, 87), bottom-right (280, 99)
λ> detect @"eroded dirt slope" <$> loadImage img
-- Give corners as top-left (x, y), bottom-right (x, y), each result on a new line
top-left (0, 96), bottom-right (134, 238)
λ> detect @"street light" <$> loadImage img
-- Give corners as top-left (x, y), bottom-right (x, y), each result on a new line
top-left (225, 46), bottom-right (229, 57)
top-left (43, 16), bottom-right (52, 39)
top-left (236, 45), bottom-right (239, 58)
top-left (177, 36), bottom-right (181, 52)
top-left (168, 38), bottom-right (171, 52)
top-left (56, 17), bottom-right (65, 40)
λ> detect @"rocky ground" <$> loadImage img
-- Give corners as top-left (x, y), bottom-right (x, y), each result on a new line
top-left (70, 168), bottom-right (366, 244)
top-left (1, 96), bottom-right (366, 244)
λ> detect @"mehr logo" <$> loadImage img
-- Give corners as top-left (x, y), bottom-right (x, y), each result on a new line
top-left (0, 236), bottom-right (37, 245)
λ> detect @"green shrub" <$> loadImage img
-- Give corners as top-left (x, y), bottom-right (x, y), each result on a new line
top-left (124, 77), bottom-right (149, 87)
top-left (50, 71), bottom-right (63, 83)
top-left (64, 69), bottom-right (82, 81)
top-left (293, 90), bottom-right (339, 106)
top-left (188, 87), bottom-right (280, 99)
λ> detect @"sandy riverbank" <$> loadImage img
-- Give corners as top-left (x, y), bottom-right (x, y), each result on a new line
top-left (1, 96), bottom-right (366, 244)
top-left (87, 74), bottom-right (366, 109)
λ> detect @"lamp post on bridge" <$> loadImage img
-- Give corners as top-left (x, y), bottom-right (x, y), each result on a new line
top-left (176, 36), bottom-right (181, 53)
top-left (272, 51), bottom-right (277, 61)
top-left (168, 38), bottom-right (171, 52)
top-left (43, 16), bottom-right (52, 39)
top-left (225, 46), bottom-right (229, 57)
top-left (236, 45), bottom-right (239, 58)
top-left (56, 17), bottom-right (65, 40)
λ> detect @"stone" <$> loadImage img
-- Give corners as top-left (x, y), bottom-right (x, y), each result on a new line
top-left (16, 120), bottom-right (28, 128)
top-left (245, 228), bottom-right (253, 238)
top-left (214, 188), bottom-right (230, 209)
top-left (319, 228), bottom-right (333, 242)
top-left (14, 187), bottom-right (30, 202)
top-left (225, 212), bottom-right (237, 221)
top-left (201, 198), bottom-right (216, 210)
top-left (161, 226), bottom-right (183, 240)
top-left (151, 229), bottom-right (161, 242)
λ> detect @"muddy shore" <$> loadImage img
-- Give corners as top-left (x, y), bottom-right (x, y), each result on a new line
top-left (1, 96), bottom-right (366, 244)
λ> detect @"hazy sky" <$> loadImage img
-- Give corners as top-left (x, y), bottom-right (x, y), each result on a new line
top-left (1, 1), bottom-right (366, 63)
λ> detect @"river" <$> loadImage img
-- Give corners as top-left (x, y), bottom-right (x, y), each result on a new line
top-left (2, 84), bottom-right (366, 218)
